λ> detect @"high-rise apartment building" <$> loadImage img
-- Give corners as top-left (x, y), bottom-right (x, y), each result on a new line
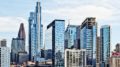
top-left (80, 17), bottom-right (97, 67)
top-left (96, 37), bottom-right (101, 67)
top-left (100, 25), bottom-right (111, 67)
top-left (28, 1), bottom-right (43, 62)
top-left (65, 49), bottom-right (86, 67)
top-left (0, 40), bottom-right (10, 67)
top-left (47, 19), bottom-right (65, 67)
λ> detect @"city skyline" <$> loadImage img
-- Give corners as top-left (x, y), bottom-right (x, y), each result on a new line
top-left (0, 0), bottom-right (120, 52)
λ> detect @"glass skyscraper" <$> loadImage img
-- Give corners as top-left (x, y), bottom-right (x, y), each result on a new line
top-left (65, 25), bottom-right (78, 49)
top-left (100, 25), bottom-right (110, 67)
top-left (80, 17), bottom-right (97, 67)
top-left (28, 1), bottom-right (43, 62)
top-left (11, 23), bottom-right (26, 63)
top-left (47, 19), bottom-right (65, 67)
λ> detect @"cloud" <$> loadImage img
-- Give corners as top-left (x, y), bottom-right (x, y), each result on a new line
top-left (44, 5), bottom-right (113, 25)
top-left (0, 17), bottom-right (28, 32)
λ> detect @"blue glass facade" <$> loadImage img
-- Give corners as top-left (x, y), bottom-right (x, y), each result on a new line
top-left (29, 12), bottom-right (36, 61)
top-left (11, 38), bottom-right (25, 63)
top-left (28, 1), bottom-right (43, 62)
top-left (100, 25), bottom-right (110, 67)
top-left (80, 18), bottom-right (97, 67)
top-left (65, 25), bottom-right (78, 49)
top-left (47, 20), bottom-right (65, 67)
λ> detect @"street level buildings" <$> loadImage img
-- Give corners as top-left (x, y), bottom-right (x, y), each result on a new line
top-left (65, 49), bottom-right (86, 67)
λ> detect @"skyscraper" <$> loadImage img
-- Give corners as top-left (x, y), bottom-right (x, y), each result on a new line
top-left (29, 12), bottom-right (36, 61)
top-left (11, 23), bottom-right (26, 63)
top-left (47, 19), bottom-right (65, 67)
top-left (80, 17), bottom-right (97, 67)
top-left (65, 25), bottom-right (79, 49)
top-left (28, 1), bottom-right (43, 62)
top-left (100, 25), bottom-right (111, 67)
top-left (18, 23), bottom-right (26, 40)
top-left (11, 38), bottom-right (25, 63)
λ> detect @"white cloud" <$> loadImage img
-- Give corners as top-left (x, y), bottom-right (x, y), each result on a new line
top-left (0, 17), bottom-right (28, 32)
top-left (44, 5), bottom-right (113, 25)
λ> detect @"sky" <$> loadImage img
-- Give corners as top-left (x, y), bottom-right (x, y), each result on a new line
top-left (0, 0), bottom-right (120, 52)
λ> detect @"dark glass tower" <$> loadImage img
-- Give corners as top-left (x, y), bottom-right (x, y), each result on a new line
top-left (100, 25), bottom-right (110, 67)
top-left (80, 17), bottom-right (97, 67)
top-left (47, 19), bottom-right (65, 67)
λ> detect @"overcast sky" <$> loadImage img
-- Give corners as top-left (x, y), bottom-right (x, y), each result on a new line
top-left (0, 0), bottom-right (120, 52)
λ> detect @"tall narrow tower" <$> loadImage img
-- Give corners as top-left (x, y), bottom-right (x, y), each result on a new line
top-left (18, 23), bottom-right (26, 40)
top-left (28, 1), bottom-right (43, 62)
top-left (35, 1), bottom-right (43, 59)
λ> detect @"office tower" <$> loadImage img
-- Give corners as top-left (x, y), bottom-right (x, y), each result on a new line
top-left (115, 43), bottom-right (120, 52)
top-left (80, 17), bottom-right (97, 67)
top-left (18, 23), bottom-right (26, 40)
top-left (0, 39), bottom-right (6, 47)
top-left (96, 37), bottom-right (101, 67)
top-left (65, 25), bottom-right (79, 49)
top-left (100, 25), bottom-right (110, 67)
top-left (28, 12), bottom-right (36, 61)
top-left (65, 49), bottom-right (86, 67)
top-left (47, 19), bottom-right (65, 67)
top-left (28, 1), bottom-right (43, 62)
top-left (18, 23), bottom-right (26, 50)
top-left (11, 38), bottom-right (25, 63)
top-left (0, 40), bottom-right (10, 67)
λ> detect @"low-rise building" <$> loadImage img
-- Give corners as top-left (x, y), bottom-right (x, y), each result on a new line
top-left (65, 49), bottom-right (86, 67)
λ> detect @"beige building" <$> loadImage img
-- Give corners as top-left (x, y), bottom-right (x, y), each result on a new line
top-left (96, 37), bottom-right (101, 67)
top-left (65, 49), bottom-right (86, 67)
top-left (110, 52), bottom-right (120, 67)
